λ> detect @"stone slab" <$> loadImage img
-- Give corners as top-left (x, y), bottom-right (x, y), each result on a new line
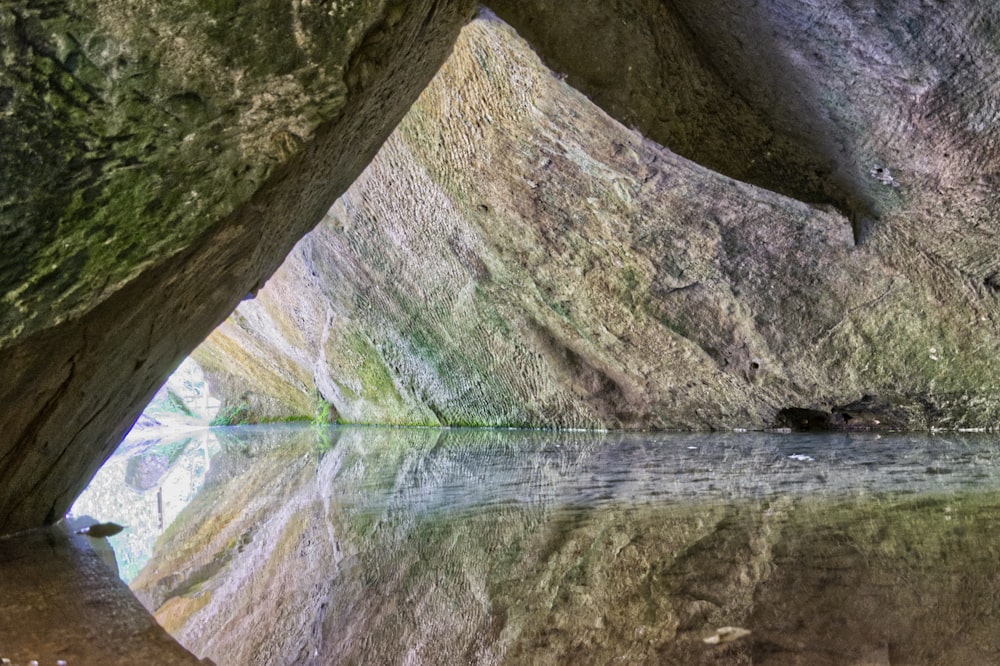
top-left (0, 526), bottom-right (209, 665)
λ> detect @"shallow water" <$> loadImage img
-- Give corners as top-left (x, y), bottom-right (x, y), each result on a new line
top-left (74, 426), bottom-right (1000, 664)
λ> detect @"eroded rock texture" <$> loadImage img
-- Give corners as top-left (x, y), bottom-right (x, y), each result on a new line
top-left (4, 0), bottom-right (1000, 533)
top-left (0, 0), bottom-right (475, 534)
top-left (0, 526), bottom-right (206, 665)
top-left (199, 11), bottom-right (1000, 431)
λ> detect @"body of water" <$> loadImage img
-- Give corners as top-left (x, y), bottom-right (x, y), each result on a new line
top-left (72, 425), bottom-right (1000, 664)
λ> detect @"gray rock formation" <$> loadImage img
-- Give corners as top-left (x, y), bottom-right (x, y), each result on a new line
top-left (3, 1), bottom-right (1000, 534)
top-left (198, 12), bottom-right (1000, 432)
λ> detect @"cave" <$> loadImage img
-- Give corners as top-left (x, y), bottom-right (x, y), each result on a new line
top-left (2, 1), bottom-right (1000, 662)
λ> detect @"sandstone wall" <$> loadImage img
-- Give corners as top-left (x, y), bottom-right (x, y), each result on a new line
top-left (200, 12), bottom-right (1000, 431)
top-left (3, 1), bottom-right (1000, 533)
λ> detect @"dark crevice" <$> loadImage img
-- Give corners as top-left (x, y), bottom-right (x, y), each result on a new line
top-left (775, 395), bottom-right (913, 431)
top-left (425, 400), bottom-right (447, 426)
top-left (774, 407), bottom-right (832, 432)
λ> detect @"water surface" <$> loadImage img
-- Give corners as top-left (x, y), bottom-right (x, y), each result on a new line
top-left (74, 426), bottom-right (1000, 665)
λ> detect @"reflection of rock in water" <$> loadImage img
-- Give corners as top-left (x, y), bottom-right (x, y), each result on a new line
top-left (74, 521), bottom-right (125, 538)
top-left (127, 426), bottom-right (1000, 665)
top-left (124, 439), bottom-right (194, 491)
top-left (126, 452), bottom-right (172, 492)
top-left (70, 431), bottom-right (223, 583)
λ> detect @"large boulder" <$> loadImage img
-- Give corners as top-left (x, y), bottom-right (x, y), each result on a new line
top-left (197, 10), bottom-right (1000, 431)
top-left (0, 0), bottom-right (474, 535)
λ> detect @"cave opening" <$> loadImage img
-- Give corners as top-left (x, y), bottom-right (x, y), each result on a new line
top-left (118, 2), bottom-right (884, 440)
top-left (6, 1), bottom-right (1000, 663)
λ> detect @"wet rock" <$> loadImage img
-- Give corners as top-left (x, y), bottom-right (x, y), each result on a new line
top-left (74, 521), bottom-right (125, 538)
top-left (0, 526), bottom-right (204, 664)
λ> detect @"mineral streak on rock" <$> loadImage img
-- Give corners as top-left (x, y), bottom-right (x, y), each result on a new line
top-left (0, 0), bottom-right (476, 535)
top-left (198, 12), bottom-right (1000, 433)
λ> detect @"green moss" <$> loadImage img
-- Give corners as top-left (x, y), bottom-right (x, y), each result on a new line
top-left (210, 402), bottom-right (252, 426)
top-left (164, 389), bottom-right (195, 417)
top-left (346, 332), bottom-right (407, 406)
top-left (547, 300), bottom-right (570, 319)
top-left (199, 0), bottom-right (303, 76)
top-left (312, 391), bottom-right (334, 427)
top-left (331, 377), bottom-right (359, 402)
top-left (262, 414), bottom-right (312, 424)
top-left (2, 0), bottom-right (373, 341)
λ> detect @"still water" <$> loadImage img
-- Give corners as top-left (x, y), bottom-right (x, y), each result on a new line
top-left (72, 425), bottom-right (1000, 665)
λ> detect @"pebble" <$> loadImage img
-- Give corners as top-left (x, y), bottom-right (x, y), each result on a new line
top-left (703, 625), bottom-right (751, 645)
top-left (74, 522), bottom-right (125, 538)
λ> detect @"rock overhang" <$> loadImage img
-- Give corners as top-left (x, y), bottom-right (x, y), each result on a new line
top-left (1, 1), bottom-right (999, 535)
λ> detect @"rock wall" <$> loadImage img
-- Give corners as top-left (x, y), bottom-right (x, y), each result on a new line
top-left (0, 0), bottom-right (475, 534)
top-left (489, 1), bottom-right (1000, 242)
top-left (198, 11), bottom-right (1000, 431)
